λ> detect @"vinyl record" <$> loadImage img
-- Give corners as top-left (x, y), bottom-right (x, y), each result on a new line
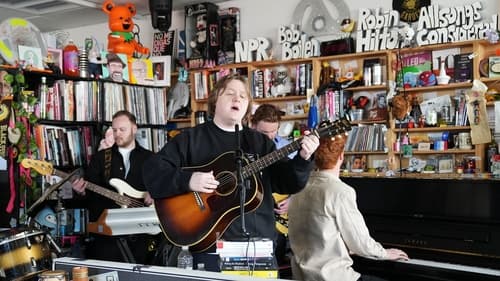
top-left (0, 18), bottom-right (47, 65)
top-left (393, 0), bottom-right (431, 23)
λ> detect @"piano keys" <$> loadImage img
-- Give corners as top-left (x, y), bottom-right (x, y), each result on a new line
top-left (353, 256), bottom-right (500, 281)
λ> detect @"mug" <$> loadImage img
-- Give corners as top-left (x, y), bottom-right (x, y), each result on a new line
top-left (458, 132), bottom-right (472, 150)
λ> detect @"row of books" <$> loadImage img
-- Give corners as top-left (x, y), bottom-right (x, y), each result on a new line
top-left (398, 50), bottom-right (472, 88)
top-left (102, 82), bottom-right (168, 125)
top-left (318, 89), bottom-right (351, 121)
top-left (345, 124), bottom-right (387, 152)
top-left (251, 63), bottom-right (313, 98)
top-left (39, 80), bottom-right (101, 122)
top-left (216, 239), bottom-right (277, 278)
top-left (33, 125), bottom-right (96, 167)
top-left (38, 80), bottom-right (168, 125)
top-left (135, 127), bottom-right (169, 153)
top-left (193, 68), bottom-right (245, 100)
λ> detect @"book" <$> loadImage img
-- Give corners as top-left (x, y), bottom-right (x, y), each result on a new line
top-left (454, 53), bottom-right (473, 82)
top-left (216, 239), bottom-right (274, 258)
top-left (399, 51), bottom-right (432, 88)
top-left (152, 30), bottom-right (176, 57)
top-left (221, 270), bottom-right (278, 278)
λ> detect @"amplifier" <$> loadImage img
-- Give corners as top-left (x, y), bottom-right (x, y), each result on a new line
top-left (320, 38), bottom-right (355, 56)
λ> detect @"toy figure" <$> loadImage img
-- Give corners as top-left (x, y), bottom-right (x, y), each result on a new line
top-left (222, 18), bottom-right (235, 52)
top-left (189, 14), bottom-right (207, 57)
top-left (102, 0), bottom-right (149, 58)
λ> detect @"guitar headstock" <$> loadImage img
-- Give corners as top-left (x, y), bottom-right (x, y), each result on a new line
top-left (315, 118), bottom-right (352, 139)
top-left (20, 159), bottom-right (54, 176)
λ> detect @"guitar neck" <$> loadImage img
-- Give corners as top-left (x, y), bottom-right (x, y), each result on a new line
top-left (52, 170), bottom-right (130, 206)
top-left (242, 137), bottom-right (303, 178)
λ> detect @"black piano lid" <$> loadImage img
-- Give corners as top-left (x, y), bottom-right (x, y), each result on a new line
top-left (342, 177), bottom-right (500, 223)
top-left (342, 177), bottom-right (500, 270)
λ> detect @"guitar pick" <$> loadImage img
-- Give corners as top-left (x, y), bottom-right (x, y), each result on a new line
top-left (7, 127), bottom-right (21, 144)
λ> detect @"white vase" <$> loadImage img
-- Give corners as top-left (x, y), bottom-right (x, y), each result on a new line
top-left (439, 61), bottom-right (447, 77)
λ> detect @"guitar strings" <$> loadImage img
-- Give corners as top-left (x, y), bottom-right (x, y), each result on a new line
top-left (124, 197), bottom-right (146, 207)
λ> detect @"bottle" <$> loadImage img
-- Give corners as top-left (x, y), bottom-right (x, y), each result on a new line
top-left (196, 263), bottom-right (206, 271)
top-left (72, 266), bottom-right (89, 281)
top-left (409, 97), bottom-right (422, 127)
top-left (38, 76), bottom-right (48, 119)
top-left (177, 246), bottom-right (193, 270)
top-left (487, 130), bottom-right (497, 173)
top-left (63, 39), bottom-right (80, 77)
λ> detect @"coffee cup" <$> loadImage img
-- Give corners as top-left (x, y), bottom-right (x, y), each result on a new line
top-left (458, 132), bottom-right (472, 149)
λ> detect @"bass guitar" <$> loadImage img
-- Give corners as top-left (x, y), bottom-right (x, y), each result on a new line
top-left (154, 118), bottom-right (351, 252)
top-left (21, 159), bottom-right (148, 208)
top-left (273, 193), bottom-right (289, 235)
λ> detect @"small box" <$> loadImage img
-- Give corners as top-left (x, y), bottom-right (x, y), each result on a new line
top-left (320, 38), bottom-right (355, 56)
top-left (488, 56), bottom-right (500, 78)
top-left (417, 142), bottom-right (431, 150)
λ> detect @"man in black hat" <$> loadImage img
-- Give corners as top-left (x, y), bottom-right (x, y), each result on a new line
top-left (105, 53), bottom-right (128, 82)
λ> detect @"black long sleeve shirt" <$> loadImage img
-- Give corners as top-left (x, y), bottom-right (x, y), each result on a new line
top-left (142, 121), bottom-right (314, 246)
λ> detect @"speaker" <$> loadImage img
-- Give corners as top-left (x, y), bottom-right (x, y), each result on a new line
top-left (149, 0), bottom-right (172, 31)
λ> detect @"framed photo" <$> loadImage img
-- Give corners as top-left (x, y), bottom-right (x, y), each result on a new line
top-left (438, 157), bottom-right (454, 173)
top-left (18, 45), bottom-right (43, 69)
top-left (350, 154), bottom-right (367, 172)
top-left (101, 52), bottom-right (129, 83)
top-left (129, 58), bottom-right (153, 85)
top-left (47, 48), bottom-right (62, 69)
top-left (151, 56), bottom-right (171, 86)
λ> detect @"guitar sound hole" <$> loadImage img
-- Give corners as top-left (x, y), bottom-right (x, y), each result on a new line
top-left (215, 171), bottom-right (237, 196)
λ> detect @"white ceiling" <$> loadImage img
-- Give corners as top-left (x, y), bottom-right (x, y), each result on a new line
top-left (0, 0), bottom-right (226, 32)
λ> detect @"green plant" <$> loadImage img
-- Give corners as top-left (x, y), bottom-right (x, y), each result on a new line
top-left (5, 70), bottom-right (41, 206)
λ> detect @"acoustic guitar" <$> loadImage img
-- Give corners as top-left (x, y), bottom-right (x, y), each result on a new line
top-left (154, 118), bottom-right (351, 252)
top-left (21, 159), bottom-right (148, 208)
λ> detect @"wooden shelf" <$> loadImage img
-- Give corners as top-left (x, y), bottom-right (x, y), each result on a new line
top-left (395, 149), bottom-right (475, 155)
top-left (344, 151), bottom-right (387, 155)
top-left (394, 126), bottom-right (471, 132)
top-left (348, 84), bottom-right (387, 92)
top-left (168, 118), bottom-right (191, 123)
top-left (254, 95), bottom-right (306, 102)
top-left (282, 114), bottom-right (307, 120)
top-left (397, 82), bottom-right (472, 93)
top-left (351, 120), bottom-right (387, 125)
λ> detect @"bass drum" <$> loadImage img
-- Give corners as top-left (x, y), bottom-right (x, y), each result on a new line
top-left (0, 227), bottom-right (52, 280)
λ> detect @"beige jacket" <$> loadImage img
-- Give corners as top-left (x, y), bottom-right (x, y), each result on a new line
top-left (288, 171), bottom-right (387, 281)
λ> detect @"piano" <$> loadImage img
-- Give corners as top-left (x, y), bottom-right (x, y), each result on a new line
top-left (342, 176), bottom-right (500, 281)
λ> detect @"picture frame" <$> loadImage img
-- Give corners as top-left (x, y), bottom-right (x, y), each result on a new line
top-left (129, 58), bottom-right (153, 85)
top-left (151, 56), bottom-right (171, 86)
top-left (47, 48), bottom-right (63, 70)
top-left (350, 154), bottom-right (367, 172)
top-left (18, 45), bottom-right (43, 69)
top-left (438, 157), bottom-right (454, 173)
top-left (101, 52), bottom-right (129, 83)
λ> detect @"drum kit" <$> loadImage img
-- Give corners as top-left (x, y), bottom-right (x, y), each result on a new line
top-left (0, 171), bottom-right (86, 281)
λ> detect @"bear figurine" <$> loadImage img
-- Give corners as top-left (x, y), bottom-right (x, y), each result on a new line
top-left (102, 0), bottom-right (149, 57)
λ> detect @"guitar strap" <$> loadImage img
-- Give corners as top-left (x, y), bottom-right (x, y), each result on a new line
top-left (104, 148), bottom-right (112, 182)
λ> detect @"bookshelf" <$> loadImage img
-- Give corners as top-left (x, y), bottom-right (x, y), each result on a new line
top-left (185, 39), bottom-right (499, 177)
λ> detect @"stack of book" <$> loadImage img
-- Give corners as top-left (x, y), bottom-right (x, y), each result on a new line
top-left (216, 239), bottom-right (278, 278)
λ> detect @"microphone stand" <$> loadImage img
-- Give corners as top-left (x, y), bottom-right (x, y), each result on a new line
top-left (235, 124), bottom-right (250, 238)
